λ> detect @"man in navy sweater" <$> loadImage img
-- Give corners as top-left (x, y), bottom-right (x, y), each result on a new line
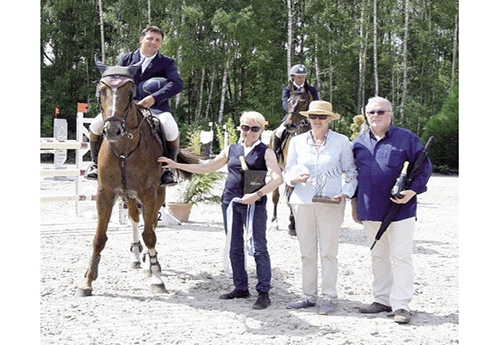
top-left (351, 96), bottom-right (432, 324)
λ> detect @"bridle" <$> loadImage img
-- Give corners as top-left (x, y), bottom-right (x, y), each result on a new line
top-left (98, 75), bottom-right (144, 140)
top-left (285, 91), bottom-right (311, 134)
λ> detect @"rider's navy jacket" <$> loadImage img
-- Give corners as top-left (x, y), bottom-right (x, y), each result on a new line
top-left (118, 50), bottom-right (183, 114)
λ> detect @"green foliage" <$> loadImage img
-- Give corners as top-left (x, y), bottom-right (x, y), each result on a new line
top-left (40, 0), bottom-right (459, 175)
top-left (349, 114), bottom-right (367, 140)
top-left (421, 85), bottom-right (459, 171)
top-left (177, 171), bottom-right (223, 205)
top-left (225, 117), bottom-right (240, 146)
top-left (176, 121), bottom-right (224, 205)
top-left (186, 127), bottom-right (202, 155)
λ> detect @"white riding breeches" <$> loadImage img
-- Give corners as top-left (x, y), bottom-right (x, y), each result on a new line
top-left (89, 110), bottom-right (179, 141)
top-left (275, 123), bottom-right (286, 138)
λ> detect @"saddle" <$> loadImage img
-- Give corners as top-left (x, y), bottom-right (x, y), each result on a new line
top-left (139, 108), bottom-right (168, 157)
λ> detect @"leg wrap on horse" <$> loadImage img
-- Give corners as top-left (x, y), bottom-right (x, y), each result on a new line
top-left (145, 252), bottom-right (162, 274)
top-left (130, 241), bottom-right (143, 253)
top-left (84, 255), bottom-right (101, 280)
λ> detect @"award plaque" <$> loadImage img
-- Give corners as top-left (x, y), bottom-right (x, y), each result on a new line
top-left (243, 170), bottom-right (267, 194)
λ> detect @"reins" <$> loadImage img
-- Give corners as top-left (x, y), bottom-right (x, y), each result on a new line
top-left (98, 76), bottom-right (151, 201)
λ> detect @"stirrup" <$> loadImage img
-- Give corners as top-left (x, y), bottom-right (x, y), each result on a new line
top-left (160, 169), bottom-right (177, 186)
top-left (84, 163), bottom-right (98, 180)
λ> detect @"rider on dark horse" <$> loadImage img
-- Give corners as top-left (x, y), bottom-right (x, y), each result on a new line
top-left (85, 25), bottom-right (183, 186)
top-left (273, 64), bottom-right (319, 158)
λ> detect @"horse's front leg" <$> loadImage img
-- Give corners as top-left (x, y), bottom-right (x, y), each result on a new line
top-left (127, 199), bottom-right (143, 269)
top-left (141, 193), bottom-right (167, 294)
top-left (271, 188), bottom-right (280, 229)
top-left (288, 208), bottom-right (297, 237)
top-left (76, 189), bottom-right (115, 296)
top-left (286, 187), bottom-right (296, 237)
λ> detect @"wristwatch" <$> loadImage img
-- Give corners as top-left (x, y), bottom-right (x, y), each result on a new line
top-left (257, 190), bottom-right (263, 197)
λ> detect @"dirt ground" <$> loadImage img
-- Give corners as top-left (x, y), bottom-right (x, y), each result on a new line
top-left (38, 173), bottom-right (459, 344)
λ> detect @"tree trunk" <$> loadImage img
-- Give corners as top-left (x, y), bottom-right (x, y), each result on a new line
top-left (358, 0), bottom-right (367, 113)
top-left (196, 67), bottom-right (206, 122)
top-left (400, 0), bottom-right (410, 123)
top-left (205, 68), bottom-right (215, 121)
top-left (147, 0), bottom-right (151, 24)
top-left (175, 0), bottom-right (186, 109)
top-left (287, 0), bottom-right (293, 79)
top-left (218, 46), bottom-right (230, 124)
top-left (450, 13), bottom-right (458, 89)
top-left (328, 24), bottom-right (333, 103)
top-left (98, 0), bottom-right (105, 61)
top-left (373, 0), bottom-right (379, 96)
top-left (313, 14), bottom-right (321, 99)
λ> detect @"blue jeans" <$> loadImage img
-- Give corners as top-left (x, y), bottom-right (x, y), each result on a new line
top-left (222, 202), bottom-right (271, 293)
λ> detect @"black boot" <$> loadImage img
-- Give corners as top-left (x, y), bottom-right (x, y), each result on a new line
top-left (160, 141), bottom-right (179, 186)
top-left (253, 290), bottom-right (271, 310)
top-left (84, 139), bottom-right (101, 180)
top-left (273, 134), bottom-right (282, 158)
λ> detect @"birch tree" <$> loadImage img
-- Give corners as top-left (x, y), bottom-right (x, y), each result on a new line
top-left (400, 0), bottom-right (410, 122)
top-left (373, 0), bottom-right (379, 96)
top-left (357, 0), bottom-right (368, 113)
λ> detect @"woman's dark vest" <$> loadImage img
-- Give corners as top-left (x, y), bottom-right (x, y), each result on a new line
top-left (222, 143), bottom-right (268, 205)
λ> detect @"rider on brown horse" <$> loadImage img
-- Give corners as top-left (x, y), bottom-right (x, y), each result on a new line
top-left (85, 25), bottom-right (183, 186)
top-left (273, 64), bottom-right (319, 158)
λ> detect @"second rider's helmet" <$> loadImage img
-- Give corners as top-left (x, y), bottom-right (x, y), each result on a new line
top-left (289, 64), bottom-right (308, 77)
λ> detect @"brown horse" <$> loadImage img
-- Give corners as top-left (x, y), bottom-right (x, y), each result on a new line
top-left (269, 90), bottom-right (311, 236)
top-left (76, 57), bottom-right (199, 296)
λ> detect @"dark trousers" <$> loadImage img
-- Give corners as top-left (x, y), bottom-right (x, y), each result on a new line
top-left (222, 202), bottom-right (271, 293)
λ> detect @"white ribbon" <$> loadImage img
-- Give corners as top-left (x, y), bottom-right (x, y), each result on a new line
top-left (223, 198), bottom-right (255, 277)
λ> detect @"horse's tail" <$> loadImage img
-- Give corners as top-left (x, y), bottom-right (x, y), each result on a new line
top-left (176, 148), bottom-right (203, 180)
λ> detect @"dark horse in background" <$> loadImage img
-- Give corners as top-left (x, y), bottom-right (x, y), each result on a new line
top-left (77, 57), bottom-right (199, 296)
top-left (269, 90), bottom-right (312, 236)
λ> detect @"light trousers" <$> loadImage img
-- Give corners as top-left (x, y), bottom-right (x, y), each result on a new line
top-left (291, 203), bottom-right (345, 302)
top-left (363, 217), bottom-right (415, 311)
top-left (89, 110), bottom-right (179, 141)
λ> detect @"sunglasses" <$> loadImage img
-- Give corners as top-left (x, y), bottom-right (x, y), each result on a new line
top-left (241, 125), bottom-right (261, 132)
top-left (308, 115), bottom-right (329, 120)
top-left (367, 110), bottom-right (390, 116)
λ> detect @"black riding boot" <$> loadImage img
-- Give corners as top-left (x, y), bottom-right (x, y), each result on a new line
top-left (273, 134), bottom-right (283, 157)
top-left (84, 139), bottom-right (101, 180)
top-left (160, 144), bottom-right (179, 186)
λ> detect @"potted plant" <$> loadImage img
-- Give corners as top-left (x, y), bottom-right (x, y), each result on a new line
top-left (167, 171), bottom-right (224, 222)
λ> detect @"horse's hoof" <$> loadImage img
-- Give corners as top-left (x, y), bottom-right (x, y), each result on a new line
top-left (288, 228), bottom-right (297, 237)
top-left (75, 287), bottom-right (93, 297)
top-left (151, 283), bottom-right (167, 294)
top-left (130, 261), bottom-right (141, 269)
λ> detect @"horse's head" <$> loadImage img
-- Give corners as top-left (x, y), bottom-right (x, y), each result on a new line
top-left (283, 91), bottom-right (311, 134)
top-left (95, 56), bottom-right (142, 142)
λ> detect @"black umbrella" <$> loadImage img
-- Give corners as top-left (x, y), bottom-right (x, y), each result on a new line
top-left (370, 136), bottom-right (434, 250)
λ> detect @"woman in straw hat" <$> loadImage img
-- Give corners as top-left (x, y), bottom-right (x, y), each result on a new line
top-left (283, 100), bottom-right (358, 315)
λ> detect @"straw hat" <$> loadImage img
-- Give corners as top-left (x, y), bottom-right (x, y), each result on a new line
top-left (300, 100), bottom-right (341, 120)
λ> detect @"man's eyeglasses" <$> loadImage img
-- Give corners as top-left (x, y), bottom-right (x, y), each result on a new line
top-left (241, 125), bottom-right (261, 132)
top-left (308, 115), bottom-right (329, 120)
top-left (367, 110), bottom-right (390, 116)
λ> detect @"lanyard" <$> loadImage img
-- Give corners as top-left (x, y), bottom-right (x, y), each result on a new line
top-left (223, 198), bottom-right (255, 277)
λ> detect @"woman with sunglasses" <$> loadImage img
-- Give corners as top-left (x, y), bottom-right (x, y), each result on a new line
top-left (157, 111), bottom-right (283, 310)
top-left (283, 100), bottom-right (358, 315)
